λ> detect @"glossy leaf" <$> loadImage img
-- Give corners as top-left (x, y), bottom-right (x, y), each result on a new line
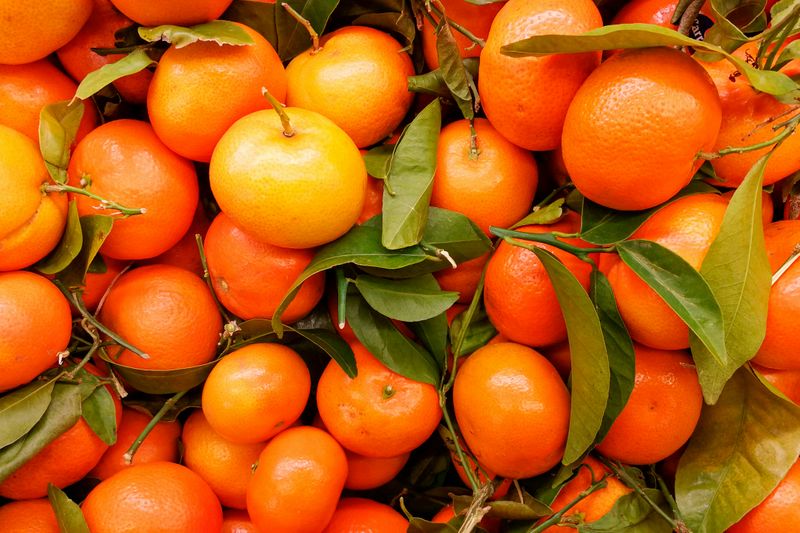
top-left (449, 305), bottom-right (496, 358)
top-left (533, 248), bottom-right (609, 464)
top-left (355, 274), bottom-right (459, 322)
top-left (382, 98), bottom-right (442, 250)
top-left (0, 377), bottom-right (56, 449)
top-left (274, 0), bottom-right (340, 60)
top-left (775, 39), bottom-right (800, 69)
top-left (484, 492), bottom-right (552, 520)
top-left (350, 10), bottom-right (416, 48)
top-left (138, 20), bottom-right (255, 48)
top-left (57, 215), bottom-right (114, 288)
top-left (408, 58), bottom-right (479, 97)
top-left (48, 485), bottom-right (90, 533)
top-left (512, 198), bottom-right (566, 229)
top-left (98, 354), bottom-right (218, 395)
top-left (409, 312), bottom-right (449, 371)
top-left (38, 100), bottom-right (84, 184)
top-left (74, 48), bottom-right (157, 100)
top-left (676, 368), bottom-right (800, 533)
top-left (690, 155), bottom-right (771, 404)
top-left (363, 144), bottom-right (394, 180)
top-left (81, 385), bottom-right (118, 446)
top-left (580, 489), bottom-right (672, 532)
top-left (222, 0), bottom-right (279, 45)
top-left (35, 201), bottom-right (82, 275)
top-left (616, 240), bottom-right (727, 364)
top-left (435, 19), bottom-right (475, 119)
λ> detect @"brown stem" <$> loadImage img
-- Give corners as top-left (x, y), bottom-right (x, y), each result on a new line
top-left (261, 87), bottom-right (295, 137)
top-left (281, 2), bottom-right (320, 53)
top-left (676, 0), bottom-right (706, 38)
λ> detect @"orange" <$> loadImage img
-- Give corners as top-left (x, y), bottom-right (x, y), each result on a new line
top-left (728, 458), bottom-right (800, 532)
top-left (540, 341), bottom-right (572, 381)
top-left (753, 364), bottom-right (800, 405)
top-left (285, 26), bottom-right (414, 148)
top-left (98, 264), bottom-right (222, 370)
top-left (89, 407), bottom-right (181, 480)
top-left (82, 461), bottom-right (223, 533)
top-left (562, 47), bottom-right (721, 211)
top-left (454, 342), bottom-right (569, 479)
top-left (752, 220), bottom-right (800, 369)
top-left (143, 206), bottom-right (210, 278)
top-left (421, 0), bottom-right (505, 70)
top-left (358, 173), bottom-right (384, 224)
top-left (202, 343), bottom-right (310, 444)
top-left (57, 0), bottom-right (153, 103)
top-left (77, 256), bottom-right (128, 314)
top-left (247, 426), bottom-right (347, 533)
top-left (478, 0), bottom-right (602, 151)
top-left (210, 107), bottom-right (367, 249)
top-left (435, 252), bottom-right (488, 304)
top-left (607, 194), bottom-right (728, 350)
top-left (0, 125), bottom-right (68, 272)
top-left (147, 23), bottom-right (286, 162)
top-left (541, 456), bottom-right (632, 532)
top-left (344, 450), bottom-right (410, 491)
top-left (109, 0), bottom-right (233, 26)
top-left (323, 498), bottom-right (408, 533)
top-left (721, 189), bottom-right (773, 226)
top-left (204, 212), bottom-right (325, 322)
top-left (430, 118), bottom-right (538, 235)
top-left (0, 499), bottom-right (59, 532)
top-left (316, 341), bottom-right (442, 458)
top-left (0, 271), bottom-right (71, 392)
top-left (612, 0), bottom-right (714, 30)
top-left (484, 212), bottom-right (594, 347)
top-left (221, 509), bottom-right (259, 533)
top-left (0, 0), bottom-right (92, 64)
top-left (596, 344), bottom-right (702, 465)
top-left (182, 409), bottom-right (266, 509)
top-left (67, 119), bottom-right (199, 260)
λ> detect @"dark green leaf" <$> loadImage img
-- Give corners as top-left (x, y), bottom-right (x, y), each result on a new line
top-left (435, 19), bottom-right (475, 119)
top-left (533, 248), bottom-right (609, 464)
top-left (676, 367), bottom-right (800, 533)
top-left (275, 0), bottom-right (340, 61)
top-left (38, 100), bottom-right (84, 184)
top-left (354, 274), bottom-right (459, 322)
top-left (580, 489), bottom-right (672, 532)
top-left (138, 20), bottom-right (255, 48)
top-left (81, 385), bottom-right (117, 446)
top-left (0, 378), bottom-right (56, 449)
top-left (409, 312), bottom-right (449, 371)
top-left (512, 198), bottom-right (566, 229)
top-left (97, 353), bottom-right (218, 395)
top-left (775, 39), bottom-right (800, 69)
top-left (75, 48), bottom-right (157, 100)
top-left (350, 11), bottom-right (417, 48)
top-left (35, 201), bottom-right (82, 275)
top-left (57, 215), bottom-right (114, 288)
top-left (616, 240), bottom-right (727, 364)
top-left (363, 144), bottom-right (395, 180)
top-left (48, 485), bottom-right (90, 533)
top-left (449, 305), bottom-right (496, 358)
top-left (408, 516), bottom-right (461, 533)
top-left (408, 58), bottom-right (479, 97)
top-left (222, 0), bottom-right (279, 46)
top-left (484, 492), bottom-right (552, 520)
top-left (382, 98), bottom-right (442, 250)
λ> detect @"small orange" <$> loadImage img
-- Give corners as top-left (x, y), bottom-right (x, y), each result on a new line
top-left (247, 426), bottom-right (348, 533)
top-left (753, 363), bottom-right (800, 405)
top-left (540, 341), bottom-right (572, 381)
top-left (221, 509), bottom-right (259, 533)
top-left (77, 256), bottom-right (128, 314)
top-left (316, 341), bottom-right (442, 458)
top-left (611, 0), bottom-right (714, 30)
top-left (0, 498), bottom-right (59, 532)
top-left (434, 252), bottom-right (488, 304)
top-left (344, 451), bottom-right (410, 491)
top-left (721, 189), bottom-right (773, 226)
top-left (454, 342), bottom-right (570, 479)
top-left (143, 206), bottom-right (210, 278)
top-left (728, 459), bottom-right (800, 532)
top-left (202, 343), bottom-right (310, 444)
top-left (98, 264), bottom-right (222, 370)
top-left (109, 0), bottom-right (233, 26)
top-left (421, 0), bottom-right (505, 70)
top-left (596, 344), bottom-right (702, 465)
top-left (323, 498), bottom-right (408, 533)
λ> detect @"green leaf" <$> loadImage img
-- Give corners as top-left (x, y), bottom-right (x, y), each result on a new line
top-left (408, 58), bottom-right (479, 97)
top-left (616, 240), bottom-right (727, 364)
top-left (275, 0), bottom-right (340, 60)
top-left (0, 378), bottom-right (56, 449)
top-left (532, 248), bottom-right (609, 464)
top-left (48, 485), bottom-right (90, 533)
top-left (690, 155), bottom-right (771, 404)
top-left (0, 383), bottom-right (82, 483)
top-left (97, 354), bottom-right (218, 395)
top-left (81, 385), bottom-right (117, 446)
top-left (57, 215), bottom-right (114, 288)
top-left (435, 19), bottom-right (475, 120)
top-left (38, 100), bottom-right (84, 184)
top-left (484, 492), bottom-right (552, 520)
top-left (512, 198), bottom-right (566, 229)
top-left (580, 489), bottom-right (672, 532)
top-left (350, 10), bottom-right (416, 48)
top-left (354, 274), bottom-right (459, 322)
top-left (74, 48), bottom-right (157, 100)
top-left (675, 367), bottom-right (800, 533)
top-left (222, 0), bottom-right (279, 46)
top-left (138, 20), bottom-right (255, 48)
top-left (346, 292), bottom-right (440, 385)
top-left (363, 144), bottom-right (395, 180)
top-left (701, 0), bottom-right (751, 54)
top-left (382, 98), bottom-right (442, 250)
top-left (775, 39), bottom-right (800, 69)
top-left (449, 265), bottom-right (490, 359)
top-left (409, 313), bottom-right (449, 371)
top-left (35, 201), bottom-right (82, 275)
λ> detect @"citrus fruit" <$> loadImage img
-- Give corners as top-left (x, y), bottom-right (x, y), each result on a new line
top-left (322, 498), bottom-right (408, 533)
top-left (728, 459), bottom-right (800, 532)
top-left (421, 0), bottom-right (505, 70)
top-left (109, 0), bottom-right (234, 26)
top-left (221, 509), bottom-right (259, 533)
top-left (753, 363), bottom-right (800, 405)
top-left (0, 498), bottom-right (59, 532)
top-left (611, 0), bottom-right (714, 32)
top-left (143, 206), bottom-right (210, 278)
top-left (344, 450), bottom-right (410, 491)
top-left (434, 253), bottom-right (488, 304)
top-left (77, 256), bottom-right (128, 314)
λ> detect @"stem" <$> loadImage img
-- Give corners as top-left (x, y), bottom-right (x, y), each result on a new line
top-left (335, 269), bottom-right (348, 330)
top-left (528, 474), bottom-right (611, 533)
top-left (195, 234), bottom-right (232, 325)
top-left (458, 483), bottom-right (493, 533)
top-left (43, 182), bottom-right (145, 217)
top-left (468, 119), bottom-right (480, 160)
top-left (675, 0), bottom-right (705, 37)
top-left (492, 229), bottom-right (611, 263)
top-left (65, 340), bottom-right (100, 379)
top-left (698, 115), bottom-right (800, 160)
top-left (281, 2), bottom-right (320, 53)
top-left (603, 460), bottom-right (683, 531)
top-left (535, 183), bottom-right (574, 210)
top-left (773, 244), bottom-right (800, 285)
top-left (651, 465), bottom-right (685, 526)
top-left (261, 87), bottom-right (295, 137)
top-left (427, 2), bottom-right (485, 48)
top-left (440, 402), bottom-right (480, 492)
top-left (670, 0), bottom-right (697, 25)
top-left (123, 390), bottom-right (187, 464)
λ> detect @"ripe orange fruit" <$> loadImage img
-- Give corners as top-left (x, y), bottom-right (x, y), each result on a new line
top-left (143, 206), bottom-right (210, 278)
top-left (67, 119), bottom-right (199, 260)
top-left (210, 107), bottom-right (367, 249)
top-left (247, 426), bottom-right (348, 533)
top-left (109, 0), bottom-right (233, 26)
top-left (0, 498), bottom-right (59, 532)
top-left (221, 509), bottom-right (259, 533)
top-left (454, 342), bottom-right (569, 479)
top-left (323, 498), bottom-right (408, 533)
top-left (562, 47), bottom-right (721, 211)
top-left (607, 194), bottom-right (728, 350)
top-left (753, 364), bottom-right (800, 405)
top-left (285, 26), bottom-right (414, 148)
top-left (147, 23), bottom-right (286, 162)
top-left (77, 256), bottom-right (128, 314)
top-left (0, 0), bottom-right (92, 65)
top-left (0, 125), bottom-right (68, 272)
top-left (316, 342), bottom-right (442, 458)
top-left (435, 253), bottom-right (488, 304)
top-left (721, 189), bottom-right (773, 226)
top-left (0, 271), bottom-right (71, 392)
top-left (421, 0), bottom-right (505, 70)
top-left (484, 212), bottom-right (593, 347)
top-left (344, 450), bottom-right (410, 491)
top-left (202, 343), bottom-right (310, 444)
top-left (98, 264), bottom-right (222, 370)
top-left (612, 0), bottom-right (713, 30)
top-left (478, 0), bottom-right (602, 151)
top-left (540, 341), bottom-right (572, 381)
top-left (596, 344), bottom-right (702, 465)
top-left (204, 212), bottom-right (325, 322)
top-left (728, 459), bottom-right (800, 532)
top-left (430, 118), bottom-right (538, 235)
top-left (82, 461), bottom-right (223, 533)
top-left (89, 407), bottom-right (181, 480)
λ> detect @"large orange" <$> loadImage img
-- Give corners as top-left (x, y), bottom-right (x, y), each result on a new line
top-left (478, 0), bottom-right (602, 151)
top-left (728, 459), bottom-right (800, 532)
top-left (421, 0), bottom-right (505, 70)
top-left (596, 344), bottom-right (702, 465)
top-left (0, 0), bottom-right (92, 64)
top-left (562, 47), bottom-right (721, 210)
top-left (430, 118), bottom-right (538, 235)
top-left (82, 462), bottom-right (223, 533)
top-left (204, 212), bottom-right (325, 322)
top-left (453, 342), bottom-right (570, 479)
top-left (98, 264), bottom-right (222, 370)
top-left (210, 107), bottom-right (367, 249)
top-left (0, 125), bottom-right (68, 272)
top-left (285, 26), bottom-right (414, 148)
top-left (0, 271), bottom-right (71, 392)
top-left (0, 499), bottom-right (59, 532)
top-left (109, 0), bottom-right (233, 26)
top-left (316, 342), bottom-right (442, 458)
top-left (67, 119), bottom-right (199, 260)
top-left (322, 498), bottom-right (408, 533)
top-left (147, 23), bottom-right (286, 162)
top-left (246, 426), bottom-right (347, 533)
top-left (607, 194), bottom-right (728, 350)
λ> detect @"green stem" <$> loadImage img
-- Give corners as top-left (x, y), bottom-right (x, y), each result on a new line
top-left (439, 402), bottom-right (481, 492)
top-left (757, 4), bottom-right (800, 67)
top-left (528, 473), bottom-right (611, 533)
top-left (651, 465), bottom-right (685, 526)
top-left (603, 460), bottom-right (683, 531)
top-left (43, 182), bottom-right (145, 217)
top-left (492, 229), bottom-right (611, 263)
top-left (335, 269), bottom-right (348, 330)
top-left (698, 114), bottom-right (800, 160)
top-left (535, 182), bottom-right (574, 210)
top-left (443, 262), bottom-right (488, 393)
top-left (427, 2), bottom-right (486, 48)
top-left (123, 389), bottom-right (187, 464)
top-left (764, 12), bottom-right (798, 70)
